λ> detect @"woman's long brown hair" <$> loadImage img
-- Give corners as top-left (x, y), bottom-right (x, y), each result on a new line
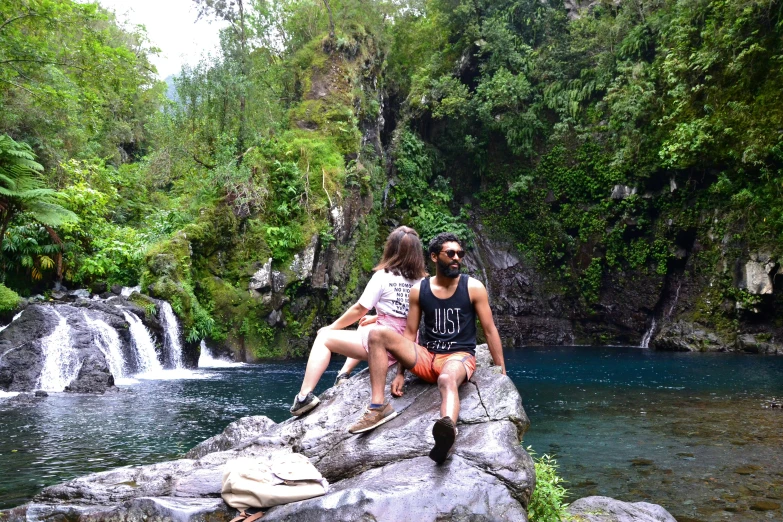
top-left (374, 226), bottom-right (427, 280)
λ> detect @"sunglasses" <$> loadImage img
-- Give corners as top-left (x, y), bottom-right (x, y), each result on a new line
top-left (440, 249), bottom-right (466, 259)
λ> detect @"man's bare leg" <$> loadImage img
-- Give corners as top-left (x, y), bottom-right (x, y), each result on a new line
top-left (430, 360), bottom-right (467, 463)
top-left (367, 328), bottom-right (418, 405)
top-left (437, 360), bottom-right (468, 422)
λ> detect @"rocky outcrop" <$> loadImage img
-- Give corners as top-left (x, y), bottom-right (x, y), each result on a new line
top-left (567, 496), bottom-right (677, 522)
top-left (652, 320), bottom-right (730, 352)
top-left (2, 345), bottom-right (535, 521)
top-left (0, 294), bottom-right (176, 393)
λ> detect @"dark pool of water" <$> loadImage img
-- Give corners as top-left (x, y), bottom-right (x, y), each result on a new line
top-left (1, 347), bottom-right (782, 521)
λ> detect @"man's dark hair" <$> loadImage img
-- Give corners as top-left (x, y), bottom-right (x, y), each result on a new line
top-left (428, 232), bottom-right (462, 257)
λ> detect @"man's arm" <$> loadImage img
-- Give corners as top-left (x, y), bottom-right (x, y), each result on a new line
top-left (469, 278), bottom-right (506, 374)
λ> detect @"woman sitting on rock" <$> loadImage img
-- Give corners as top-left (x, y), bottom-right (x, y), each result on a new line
top-left (290, 226), bottom-right (427, 416)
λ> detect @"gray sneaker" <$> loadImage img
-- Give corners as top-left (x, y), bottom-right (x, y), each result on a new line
top-left (290, 392), bottom-right (320, 416)
top-left (334, 371), bottom-right (351, 386)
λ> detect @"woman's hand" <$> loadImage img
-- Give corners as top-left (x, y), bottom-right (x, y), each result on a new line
top-left (391, 372), bottom-right (405, 397)
top-left (358, 315), bottom-right (377, 327)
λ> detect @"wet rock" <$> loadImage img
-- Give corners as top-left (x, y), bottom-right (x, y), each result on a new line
top-left (567, 496), bottom-right (677, 522)
top-left (736, 334), bottom-right (782, 354)
top-left (290, 236), bottom-right (318, 281)
top-left (68, 289), bottom-right (91, 299)
top-left (653, 321), bottom-right (730, 352)
top-left (4, 345), bottom-right (534, 521)
top-left (249, 258), bottom-right (273, 291)
top-left (736, 259), bottom-right (775, 295)
top-left (186, 416), bottom-right (278, 459)
top-left (750, 500), bottom-right (780, 511)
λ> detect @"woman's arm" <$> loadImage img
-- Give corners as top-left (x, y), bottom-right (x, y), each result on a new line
top-left (321, 302), bottom-right (369, 331)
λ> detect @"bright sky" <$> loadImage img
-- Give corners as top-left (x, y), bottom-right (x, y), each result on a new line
top-left (97, 0), bottom-right (228, 79)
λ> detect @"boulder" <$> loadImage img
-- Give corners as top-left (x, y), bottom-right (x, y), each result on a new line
top-left (2, 345), bottom-right (534, 521)
top-left (652, 320), bottom-right (730, 352)
top-left (567, 496), bottom-right (677, 522)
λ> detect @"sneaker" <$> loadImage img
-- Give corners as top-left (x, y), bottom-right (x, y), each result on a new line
top-left (290, 392), bottom-right (320, 416)
top-left (334, 371), bottom-right (351, 386)
top-left (348, 402), bottom-right (398, 434)
top-left (429, 416), bottom-right (457, 464)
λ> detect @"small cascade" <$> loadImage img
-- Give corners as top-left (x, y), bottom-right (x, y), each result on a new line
top-left (83, 312), bottom-right (127, 381)
top-left (667, 282), bottom-right (682, 319)
top-left (0, 310), bottom-right (24, 333)
top-left (159, 302), bottom-right (183, 368)
top-left (37, 309), bottom-right (80, 392)
top-left (198, 340), bottom-right (242, 368)
top-left (120, 285), bottom-right (141, 297)
top-left (122, 311), bottom-right (162, 374)
top-left (640, 317), bottom-right (657, 349)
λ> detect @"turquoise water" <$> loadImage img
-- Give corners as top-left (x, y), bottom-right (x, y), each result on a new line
top-left (1, 347), bottom-right (782, 521)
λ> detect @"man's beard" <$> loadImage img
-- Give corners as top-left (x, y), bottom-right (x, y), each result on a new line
top-left (437, 257), bottom-right (461, 278)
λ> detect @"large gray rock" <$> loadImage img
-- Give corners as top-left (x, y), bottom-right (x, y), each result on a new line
top-left (3, 345), bottom-right (534, 521)
top-left (567, 496), bottom-right (677, 522)
top-left (0, 299), bottom-right (169, 393)
top-left (652, 320), bottom-right (730, 352)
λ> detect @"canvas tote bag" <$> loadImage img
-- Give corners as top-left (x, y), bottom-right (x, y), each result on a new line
top-left (221, 453), bottom-right (328, 510)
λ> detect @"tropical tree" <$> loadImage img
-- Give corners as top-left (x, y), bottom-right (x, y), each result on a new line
top-left (0, 134), bottom-right (77, 274)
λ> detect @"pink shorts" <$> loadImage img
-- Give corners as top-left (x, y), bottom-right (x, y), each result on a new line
top-left (359, 314), bottom-right (408, 367)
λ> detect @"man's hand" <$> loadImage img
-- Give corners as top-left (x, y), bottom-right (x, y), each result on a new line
top-left (358, 315), bottom-right (377, 327)
top-left (391, 372), bottom-right (405, 397)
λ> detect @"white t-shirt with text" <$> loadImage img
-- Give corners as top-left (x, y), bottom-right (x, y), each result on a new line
top-left (358, 270), bottom-right (422, 318)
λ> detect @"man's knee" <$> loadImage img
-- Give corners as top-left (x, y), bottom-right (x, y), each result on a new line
top-left (367, 328), bottom-right (391, 350)
top-left (437, 372), bottom-right (457, 389)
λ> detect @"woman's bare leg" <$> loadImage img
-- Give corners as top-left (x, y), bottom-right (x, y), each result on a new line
top-left (337, 356), bottom-right (361, 377)
top-left (299, 330), bottom-right (367, 396)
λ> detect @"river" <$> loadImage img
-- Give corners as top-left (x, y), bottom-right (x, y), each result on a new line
top-left (1, 346), bottom-right (781, 521)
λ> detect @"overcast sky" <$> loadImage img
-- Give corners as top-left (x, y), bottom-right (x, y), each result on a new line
top-left (98, 0), bottom-right (227, 79)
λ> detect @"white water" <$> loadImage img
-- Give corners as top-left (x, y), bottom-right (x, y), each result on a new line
top-left (120, 285), bottom-right (141, 297)
top-left (640, 318), bottom-right (657, 349)
top-left (667, 282), bottom-right (682, 319)
top-left (0, 310), bottom-right (24, 333)
top-left (159, 302), bottom-right (183, 368)
top-left (122, 311), bottom-right (163, 375)
top-left (0, 390), bottom-right (20, 399)
top-left (82, 312), bottom-right (130, 384)
top-left (198, 340), bottom-right (243, 368)
top-left (37, 309), bottom-right (81, 392)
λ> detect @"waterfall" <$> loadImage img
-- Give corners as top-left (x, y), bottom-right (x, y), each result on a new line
top-left (83, 312), bottom-right (127, 381)
top-left (667, 282), bottom-right (682, 319)
top-left (198, 340), bottom-right (242, 368)
top-left (37, 309), bottom-right (81, 392)
top-left (120, 285), bottom-right (141, 297)
top-left (0, 310), bottom-right (23, 333)
top-left (159, 302), bottom-right (183, 368)
top-left (640, 318), bottom-right (657, 349)
top-left (122, 311), bottom-right (162, 374)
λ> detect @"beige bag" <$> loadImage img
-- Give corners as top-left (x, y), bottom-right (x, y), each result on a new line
top-left (221, 454), bottom-right (328, 509)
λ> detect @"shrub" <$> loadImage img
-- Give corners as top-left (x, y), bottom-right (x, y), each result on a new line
top-left (0, 283), bottom-right (20, 312)
top-left (527, 447), bottom-right (570, 522)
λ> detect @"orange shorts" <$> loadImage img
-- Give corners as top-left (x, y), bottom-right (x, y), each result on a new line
top-left (410, 345), bottom-right (476, 384)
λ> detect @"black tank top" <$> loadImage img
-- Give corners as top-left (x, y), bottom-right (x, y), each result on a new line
top-left (419, 274), bottom-right (477, 355)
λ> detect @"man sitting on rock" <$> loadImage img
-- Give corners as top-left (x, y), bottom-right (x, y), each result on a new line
top-left (347, 232), bottom-right (506, 463)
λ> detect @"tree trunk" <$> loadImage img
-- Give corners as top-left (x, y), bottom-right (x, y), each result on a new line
top-left (322, 0), bottom-right (335, 39)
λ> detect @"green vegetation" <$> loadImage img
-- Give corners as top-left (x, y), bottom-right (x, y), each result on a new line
top-left (527, 447), bottom-right (570, 522)
top-left (1, 0), bottom-right (781, 349)
top-left (0, 283), bottom-right (20, 313)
